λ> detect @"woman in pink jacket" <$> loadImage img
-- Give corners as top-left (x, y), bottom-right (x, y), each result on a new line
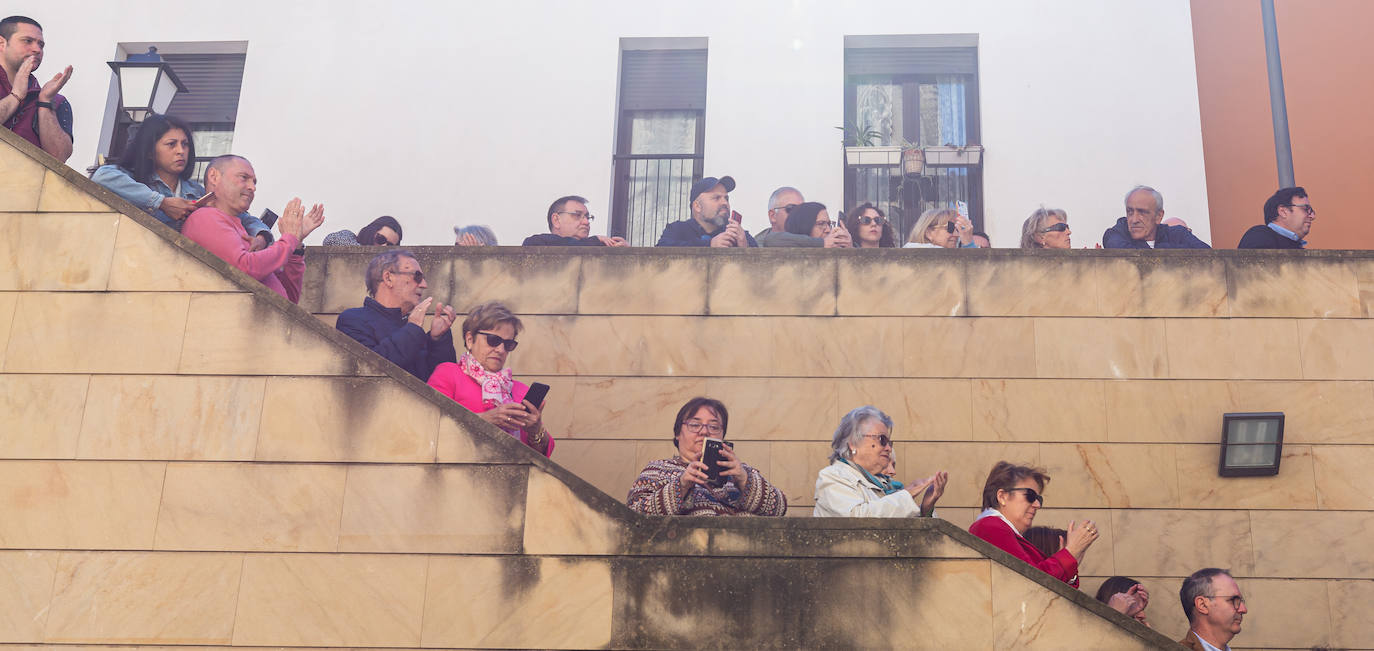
top-left (427, 301), bottom-right (554, 457)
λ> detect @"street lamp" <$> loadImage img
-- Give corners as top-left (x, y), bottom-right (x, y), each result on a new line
top-left (106, 46), bottom-right (187, 123)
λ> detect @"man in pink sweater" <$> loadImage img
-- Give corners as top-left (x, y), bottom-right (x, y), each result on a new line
top-left (182, 155), bottom-right (324, 303)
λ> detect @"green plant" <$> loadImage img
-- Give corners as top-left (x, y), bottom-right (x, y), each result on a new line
top-left (836, 120), bottom-right (882, 147)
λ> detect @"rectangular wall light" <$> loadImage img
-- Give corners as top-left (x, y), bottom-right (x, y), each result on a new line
top-left (1219, 412), bottom-right (1285, 477)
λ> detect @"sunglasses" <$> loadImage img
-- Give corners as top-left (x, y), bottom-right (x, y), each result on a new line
top-left (858, 215), bottom-right (887, 226)
top-left (388, 268), bottom-right (424, 284)
top-left (1006, 487), bottom-right (1044, 505)
top-left (1040, 222), bottom-right (1070, 233)
top-left (861, 432), bottom-right (893, 448)
top-left (476, 330), bottom-right (519, 352)
top-left (374, 233), bottom-right (398, 245)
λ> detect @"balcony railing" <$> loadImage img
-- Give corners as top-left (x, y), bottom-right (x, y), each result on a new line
top-left (613, 153), bottom-right (702, 247)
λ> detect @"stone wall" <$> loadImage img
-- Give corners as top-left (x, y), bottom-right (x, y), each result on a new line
top-left (300, 242), bottom-right (1374, 650)
top-left (0, 127), bottom-right (1175, 648)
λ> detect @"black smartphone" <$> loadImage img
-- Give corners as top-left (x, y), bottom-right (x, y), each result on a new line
top-left (945, 220), bottom-right (957, 234)
top-left (260, 208), bottom-right (279, 228)
top-left (523, 382), bottom-right (550, 409)
top-left (701, 437), bottom-right (734, 486)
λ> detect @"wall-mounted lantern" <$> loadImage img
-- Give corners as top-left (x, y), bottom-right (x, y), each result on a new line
top-left (106, 46), bottom-right (186, 123)
top-left (1219, 412), bottom-right (1285, 477)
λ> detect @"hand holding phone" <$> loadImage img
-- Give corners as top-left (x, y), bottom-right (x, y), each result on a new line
top-left (193, 191), bottom-right (216, 209)
top-left (700, 437), bottom-right (735, 487)
top-left (523, 382), bottom-right (550, 409)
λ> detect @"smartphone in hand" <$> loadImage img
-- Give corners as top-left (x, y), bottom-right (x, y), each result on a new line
top-left (193, 191), bottom-right (216, 209)
top-left (701, 437), bottom-right (735, 486)
top-left (523, 382), bottom-right (550, 409)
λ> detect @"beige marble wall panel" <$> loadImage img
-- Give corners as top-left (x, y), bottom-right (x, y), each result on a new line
top-left (516, 375), bottom-right (577, 438)
top-left (523, 468), bottom-right (625, 555)
top-left (449, 254), bottom-right (580, 315)
top-left (1313, 445), bottom-right (1374, 510)
top-left (903, 317), bottom-right (1037, 377)
top-left (434, 414), bottom-right (526, 464)
top-left (555, 439), bottom-right (644, 503)
top-left (38, 171), bottom-right (111, 212)
top-left (972, 379), bottom-right (1108, 442)
top-left (966, 256), bottom-right (1099, 317)
top-left (836, 378), bottom-right (974, 441)
top-left (1111, 510), bottom-right (1254, 576)
top-left (768, 441), bottom-right (835, 508)
top-left (0, 461), bottom-right (164, 549)
top-left (1034, 317), bottom-right (1169, 379)
top-left (1030, 508), bottom-right (1116, 577)
top-left (155, 463), bottom-right (346, 552)
top-left (1106, 380), bottom-right (1374, 444)
top-left (816, 559), bottom-right (994, 649)
top-left (1228, 258), bottom-right (1363, 318)
top-left (1298, 319), bottom-right (1374, 379)
top-left (1238, 578), bottom-right (1332, 648)
top-left (178, 294), bottom-right (380, 376)
top-left (338, 464), bottom-right (526, 553)
top-left (581, 255), bottom-right (707, 314)
top-left (1251, 511), bottom-right (1374, 578)
top-left (233, 553), bottom-right (426, 646)
top-left (76, 375), bottom-right (265, 461)
top-left (0, 374), bottom-right (89, 458)
top-left (256, 377), bottom-right (437, 462)
top-left (44, 551), bottom-right (242, 644)
top-left (0, 551), bottom-right (58, 642)
top-left (0, 146), bottom-right (43, 211)
top-left (836, 256), bottom-right (965, 317)
top-left (306, 253), bottom-right (368, 314)
top-left (774, 316), bottom-right (902, 377)
top-left (5, 292), bottom-right (189, 373)
top-left (562, 376), bottom-right (707, 438)
top-left (894, 442), bottom-right (1040, 509)
top-left (1039, 443), bottom-right (1179, 508)
top-left (1328, 580), bottom-right (1374, 648)
top-left (988, 563), bottom-right (1155, 650)
top-left (1096, 256), bottom-right (1229, 317)
top-left (703, 377), bottom-right (837, 440)
top-left (1358, 258), bottom-right (1374, 318)
top-left (516, 315), bottom-right (771, 376)
top-left (935, 506), bottom-right (981, 530)
top-left (1176, 444), bottom-right (1317, 509)
top-left (1165, 318), bottom-right (1303, 380)
top-left (422, 555), bottom-right (613, 649)
top-left (0, 213), bottom-right (118, 291)
top-left (0, 291), bottom-right (15, 363)
top-left (707, 256), bottom-right (835, 316)
top-left (107, 216), bottom-right (239, 292)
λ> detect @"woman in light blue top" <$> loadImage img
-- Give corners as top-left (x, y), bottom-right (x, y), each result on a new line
top-left (92, 113), bottom-right (271, 245)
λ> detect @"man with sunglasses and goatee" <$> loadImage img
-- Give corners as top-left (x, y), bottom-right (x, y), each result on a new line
top-left (335, 249), bottom-right (457, 380)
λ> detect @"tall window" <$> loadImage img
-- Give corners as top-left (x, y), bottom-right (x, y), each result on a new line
top-left (843, 41), bottom-right (982, 241)
top-left (611, 44), bottom-right (707, 245)
top-left (105, 48), bottom-right (246, 181)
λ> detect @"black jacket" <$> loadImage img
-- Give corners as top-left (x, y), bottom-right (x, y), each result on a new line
top-left (1102, 217), bottom-right (1211, 249)
top-left (1238, 224), bottom-right (1305, 249)
top-left (655, 219), bottom-right (759, 247)
top-left (336, 297), bottom-right (456, 380)
top-left (521, 233), bottom-right (607, 246)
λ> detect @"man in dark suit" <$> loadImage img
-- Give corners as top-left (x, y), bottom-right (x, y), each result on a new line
top-left (1238, 187), bottom-right (1315, 249)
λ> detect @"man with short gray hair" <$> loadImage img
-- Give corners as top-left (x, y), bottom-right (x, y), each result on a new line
top-left (1178, 568), bottom-right (1248, 651)
top-left (756, 186), bottom-right (803, 239)
top-left (1102, 185), bottom-right (1209, 249)
top-left (335, 249), bottom-right (456, 380)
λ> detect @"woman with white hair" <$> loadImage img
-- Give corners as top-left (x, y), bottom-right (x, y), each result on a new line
top-left (1020, 207), bottom-right (1073, 249)
top-left (813, 406), bottom-right (949, 517)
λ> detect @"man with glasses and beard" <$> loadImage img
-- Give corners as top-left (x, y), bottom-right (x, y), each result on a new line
top-left (1239, 187), bottom-right (1315, 249)
top-left (1178, 568), bottom-right (1248, 651)
top-left (522, 195), bottom-right (627, 246)
top-left (335, 249), bottom-right (457, 380)
top-left (655, 175), bottom-right (757, 247)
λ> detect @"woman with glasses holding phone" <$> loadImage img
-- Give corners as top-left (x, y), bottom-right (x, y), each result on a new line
top-left (970, 461), bottom-right (1098, 587)
top-left (427, 301), bottom-right (554, 457)
top-left (1020, 207), bottom-right (1074, 249)
top-left (843, 202), bottom-right (897, 248)
top-left (813, 406), bottom-right (949, 517)
top-left (903, 208), bottom-right (977, 248)
top-left (627, 397), bottom-right (786, 516)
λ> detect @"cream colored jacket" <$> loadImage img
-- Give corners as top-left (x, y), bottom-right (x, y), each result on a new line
top-left (812, 460), bottom-right (924, 518)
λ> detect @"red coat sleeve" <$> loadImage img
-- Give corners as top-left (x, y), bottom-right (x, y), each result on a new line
top-left (970, 516), bottom-right (1080, 585)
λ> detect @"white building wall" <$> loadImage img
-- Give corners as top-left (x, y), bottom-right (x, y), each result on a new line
top-left (26, 0), bottom-right (1209, 247)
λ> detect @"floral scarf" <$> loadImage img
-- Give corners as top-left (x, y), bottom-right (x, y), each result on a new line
top-left (458, 352), bottom-right (514, 407)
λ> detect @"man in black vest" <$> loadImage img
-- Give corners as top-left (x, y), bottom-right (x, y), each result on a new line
top-left (1238, 187), bottom-right (1314, 249)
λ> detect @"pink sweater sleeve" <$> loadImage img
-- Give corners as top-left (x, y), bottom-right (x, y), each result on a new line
top-left (183, 207), bottom-right (301, 282)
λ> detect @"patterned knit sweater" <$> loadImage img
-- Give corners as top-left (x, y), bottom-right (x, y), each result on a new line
top-left (627, 457), bottom-right (788, 516)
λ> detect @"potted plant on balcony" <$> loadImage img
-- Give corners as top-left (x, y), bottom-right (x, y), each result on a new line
top-left (837, 121), bottom-right (901, 166)
top-left (898, 140), bottom-right (924, 176)
top-left (922, 143), bottom-right (985, 167)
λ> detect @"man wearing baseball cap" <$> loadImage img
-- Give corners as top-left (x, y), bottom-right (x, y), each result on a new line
top-left (655, 175), bottom-right (757, 247)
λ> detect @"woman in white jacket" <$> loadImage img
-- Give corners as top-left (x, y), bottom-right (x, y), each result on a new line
top-left (813, 406), bottom-right (949, 517)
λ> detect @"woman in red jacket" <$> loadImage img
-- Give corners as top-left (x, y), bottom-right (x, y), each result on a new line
top-left (968, 461), bottom-right (1099, 587)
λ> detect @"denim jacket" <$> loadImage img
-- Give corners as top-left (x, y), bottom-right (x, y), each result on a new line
top-left (92, 164), bottom-right (273, 241)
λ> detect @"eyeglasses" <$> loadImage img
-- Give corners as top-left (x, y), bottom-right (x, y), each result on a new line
top-left (1280, 203), bottom-right (1316, 216)
top-left (861, 433), bottom-right (892, 448)
top-left (374, 233), bottom-right (398, 246)
top-left (475, 331), bottom-right (518, 352)
top-left (1005, 487), bottom-right (1044, 505)
top-left (388, 268), bottom-right (424, 284)
top-left (1207, 594), bottom-right (1246, 608)
top-left (556, 211), bottom-right (595, 222)
top-left (816, 220), bottom-right (837, 229)
top-left (771, 203), bottom-right (798, 214)
top-left (1040, 222), bottom-right (1070, 233)
top-left (858, 215), bottom-right (887, 226)
top-left (681, 420), bottom-right (723, 435)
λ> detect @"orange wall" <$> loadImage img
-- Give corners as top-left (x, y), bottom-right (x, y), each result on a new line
top-left (1192, 0), bottom-right (1374, 249)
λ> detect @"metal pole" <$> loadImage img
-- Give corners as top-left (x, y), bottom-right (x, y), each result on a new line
top-left (1261, 0), bottom-right (1296, 187)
